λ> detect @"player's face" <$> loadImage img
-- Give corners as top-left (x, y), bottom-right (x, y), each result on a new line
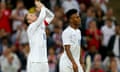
top-left (70, 13), bottom-right (81, 26)
top-left (27, 13), bottom-right (37, 24)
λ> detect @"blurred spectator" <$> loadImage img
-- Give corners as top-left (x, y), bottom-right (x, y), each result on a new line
top-left (85, 45), bottom-right (98, 61)
top-left (85, 54), bottom-right (91, 72)
top-left (108, 24), bottom-right (120, 57)
top-left (1, 36), bottom-right (10, 52)
top-left (49, 0), bottom-right (61, 11)
top-left (91, 0), bottom-right (109, 13)
top-left (90, 53), bottom-right (104, 72)
top-left (62, 0), bottom-right (80, 13)
top-left (0, 29), bottom-right (8, 38)
top-left (77, 0), bottom-right (91, 7)
top-left (86, 20), bottom-right (102, 50)
top-left (11, 44), bottom-right (28, 72)
top-left (52, 24), bottom-right (62, 54)
top-left (103, 8), bottom-right (117, 24)
top-left (85, 45), bottom-right (98, 72)
top-left (80, 3), bottom-right (87, 27)
top-left (103, 52), bottom-right (120, 72)
top-left (0, 47), bottom-right (20, 72)
top-left (54, 8), bottom-right (64, 20)
top-left (101, 19), bottom-right (115, 47)
top-left (0, 2), bottom-right (11, 34)
top-left (99, 0), bottom-right (109, 13)
top-left (10, 0), bottom-right (28, 32)
top-left (95, 8), bottom-right (104, 29)
top-left (82, 8), bottom-right (96, 30)
top-left (0, 29), bottom-right (8, 54)
top-left (100, 19), bottom-right (115, 60)
top-left (46, 27), bottom-right (55, 50)
top-left (107, 59), bottom-right (120, 72)
top-left (16, 24), bottom-right (28, 45)
top-left (48, 48), bottom-right (57, 72)
top-left (80, 3), bottom-right (87, 18)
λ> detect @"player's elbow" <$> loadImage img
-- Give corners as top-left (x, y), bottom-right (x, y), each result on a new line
top-left (64, 45), bottom-right (71, 51)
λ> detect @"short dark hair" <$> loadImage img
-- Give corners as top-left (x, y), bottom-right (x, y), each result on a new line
top-left (66, 9), bottom-right (78, 20)
top-left (16, 0), bottom-right (24, 4)
top-left (107, 51), bottom-right (115, 57)
top-left (106, 18), bottom-right (113, 22)
top-left (24, 14), bottom-right (29, 26)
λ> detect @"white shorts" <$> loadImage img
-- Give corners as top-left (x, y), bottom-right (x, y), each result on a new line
top-left (59, 57), bottom-right (83, 72)
top-left (60, 64), bottom-right (83, 72)
top-left (27, 61), bottom-right (49, 72)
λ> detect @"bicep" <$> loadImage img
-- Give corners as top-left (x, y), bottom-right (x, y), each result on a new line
top-left (64, 45), bottom-right (71, 51)
top-left (62, 32), bottom-right (72, 46)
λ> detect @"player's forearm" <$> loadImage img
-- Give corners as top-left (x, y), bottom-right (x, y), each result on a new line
top-left (65, 45), bottom-right (76, 64)
top-left (34, 6), bottom-right (46, 25)
top-left (44, 7), bottom-right (54, 24)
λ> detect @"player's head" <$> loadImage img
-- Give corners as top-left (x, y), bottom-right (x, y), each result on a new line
top-left (66, 9), bottom-right (81, 27)
top-left (24, 13), bottom-right (37, 25)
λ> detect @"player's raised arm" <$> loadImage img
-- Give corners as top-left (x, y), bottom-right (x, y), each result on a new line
top-left (44, 7), bottom-right (54, 24)
top-left (34, 0), bottom-right (54, 25)
top-left (33, 0), bottom-right (46, 25)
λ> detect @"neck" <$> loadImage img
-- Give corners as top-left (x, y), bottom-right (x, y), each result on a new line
top-left (70, 23), bottom-right (78, 29)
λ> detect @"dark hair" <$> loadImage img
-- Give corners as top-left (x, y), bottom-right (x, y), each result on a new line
top-left (16, 0), bottom-right (24, 4)
top-left (106, 18), bottom-right (113, 22)
top-left (54, 25), bottom-right (60, 29)
top-left (24, 14), bottom-right (29, 26)
top-left (66, 9), bottom-right (78, 20)
top-left (107, 51), bottom-right (115, 57)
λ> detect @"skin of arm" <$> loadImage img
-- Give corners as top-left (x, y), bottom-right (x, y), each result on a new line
top-left (64, 45), bottom-right (76, 64)
top-left (64, 45), bottom-right (78, 72)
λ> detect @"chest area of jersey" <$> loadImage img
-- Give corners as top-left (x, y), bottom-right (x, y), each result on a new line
top-left (70, 32), bottom-right (81, 44)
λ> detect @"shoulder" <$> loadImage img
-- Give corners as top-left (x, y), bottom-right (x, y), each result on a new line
top-left (62, 27), bottom-right (72, 34)
top-left (27, 23), bottom-right (35, 33)
top-left (62, 27), bottom-right (73, 38)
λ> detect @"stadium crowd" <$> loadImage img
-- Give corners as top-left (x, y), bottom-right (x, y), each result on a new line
top-left (0, 0), bottom-right (120, 72)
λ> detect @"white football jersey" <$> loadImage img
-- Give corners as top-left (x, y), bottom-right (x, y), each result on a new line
top-left (27, 7), bottom-right (54, 62)
top-left (60, 26), bottom-right (81, 67)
